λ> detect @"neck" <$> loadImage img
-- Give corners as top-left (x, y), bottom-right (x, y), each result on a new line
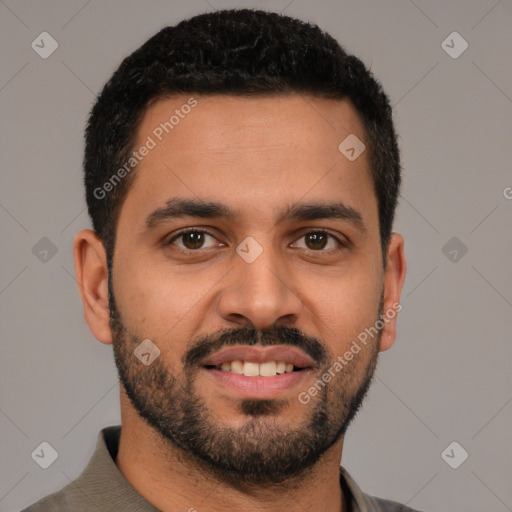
top-left (116, 392), bottom-right (346, 512)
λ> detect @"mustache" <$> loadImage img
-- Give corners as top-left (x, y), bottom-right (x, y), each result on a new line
top-left (183, 325), bottom-right (329, 367)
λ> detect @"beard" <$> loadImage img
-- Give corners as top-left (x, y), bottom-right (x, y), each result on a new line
top-left (109, 290), bottom-right (382, 487)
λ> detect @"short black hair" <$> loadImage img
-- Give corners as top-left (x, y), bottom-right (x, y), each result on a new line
top-left (84, 8), bottom-right (401, 265)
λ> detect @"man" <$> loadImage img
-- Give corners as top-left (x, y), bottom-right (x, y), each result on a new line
top-left (24, 8), bottom-right (413, 511)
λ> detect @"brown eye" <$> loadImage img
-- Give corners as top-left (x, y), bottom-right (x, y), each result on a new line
top-left (169, 230), bottom-right (217, 250)
top-left (305, 232), bottom-right (328, 250)
top-left (181, 231), bottom-right (205, 249)
top-left (293, 231), bottom-right (342, 251)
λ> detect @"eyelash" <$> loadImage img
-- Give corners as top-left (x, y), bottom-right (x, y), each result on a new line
top-left (167, 228), bottom-right (346, 253)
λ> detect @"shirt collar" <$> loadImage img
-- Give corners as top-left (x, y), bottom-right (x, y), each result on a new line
top-left (75, 426), bottom-right (390, 511)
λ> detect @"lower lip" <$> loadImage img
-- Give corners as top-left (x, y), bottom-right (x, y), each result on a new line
top-left (202, 368), bottom-right (311, 399)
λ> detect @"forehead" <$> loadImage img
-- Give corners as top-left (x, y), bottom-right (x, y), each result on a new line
top-left (120, 94), bottom-right (377, 231)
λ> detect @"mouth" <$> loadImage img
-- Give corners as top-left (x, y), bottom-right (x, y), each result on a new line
top-left (204, 360), bottom-right (303, 376)
top-left (201, 345), bottom-right (315, 399)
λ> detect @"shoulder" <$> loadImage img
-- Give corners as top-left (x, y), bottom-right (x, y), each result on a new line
top-left (365, 493), bottom-right (423, 512)
top-left (339, 466), bottom-right (423, 512)
top-left (21, 491), bottom-right (68, 512)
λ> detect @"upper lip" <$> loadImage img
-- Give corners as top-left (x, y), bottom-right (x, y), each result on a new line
top-left (202, 345), bottom-right (315, 369)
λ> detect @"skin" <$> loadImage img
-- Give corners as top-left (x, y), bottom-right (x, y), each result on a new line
top-left (74, 94), bottom-right (407, 511)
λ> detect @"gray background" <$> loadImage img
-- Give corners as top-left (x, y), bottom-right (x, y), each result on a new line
top-left (1, 1), bottom-right (511, 510)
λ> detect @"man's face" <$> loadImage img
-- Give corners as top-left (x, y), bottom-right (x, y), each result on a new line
top-left (109, 95), bottom-right (391, 484)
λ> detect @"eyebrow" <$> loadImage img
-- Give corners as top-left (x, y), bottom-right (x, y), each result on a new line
top-left (145, 198), bottom-right (366, 233)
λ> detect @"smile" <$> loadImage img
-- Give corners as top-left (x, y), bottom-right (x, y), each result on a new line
top-left (201, 345), bottom-right (314, 398)
top-left (205, 360), bottom-right (299, 376)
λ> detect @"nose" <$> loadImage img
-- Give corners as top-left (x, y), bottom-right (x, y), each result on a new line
top-left (217, 239), bottom-right (304, 330)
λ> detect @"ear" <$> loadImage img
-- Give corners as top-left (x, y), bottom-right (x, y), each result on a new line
top-left (73, 229), bottom-right (112, 345)
top-left (379, 233), bottom-right (407, 352)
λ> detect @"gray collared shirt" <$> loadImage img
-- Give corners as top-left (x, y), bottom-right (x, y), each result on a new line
top-left (23, 426), bottom-right (421, 512)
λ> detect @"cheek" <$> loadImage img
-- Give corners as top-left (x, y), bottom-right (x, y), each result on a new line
top-left (305, 261), bottom-right (382, 356)
top-left (113, 253), bottom-right (225, 343)
top-left (111, 256), bottom-right (187, 339)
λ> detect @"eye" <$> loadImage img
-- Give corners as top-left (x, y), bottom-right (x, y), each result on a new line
top-left (167, 229), bottom-right (345, 253)
top-left (168, 229), bottom-right (220, 250)
top-left (292, 230), bottom-right (344, 251)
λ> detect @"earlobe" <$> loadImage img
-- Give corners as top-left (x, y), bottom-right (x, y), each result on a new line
top-left (73, 229), bottom-right (113, 345)
top-left (379, 233), bottom-right (407, 352)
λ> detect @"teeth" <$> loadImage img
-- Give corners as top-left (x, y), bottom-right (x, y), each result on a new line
top-left (214, 360), bottom-right (299, 376)
top-left (231, 360), bottom-right (244, 374)
top-left (260, 361), bottom-right (277, 377)
top-left (243, 361), bottom-right (260, 376)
